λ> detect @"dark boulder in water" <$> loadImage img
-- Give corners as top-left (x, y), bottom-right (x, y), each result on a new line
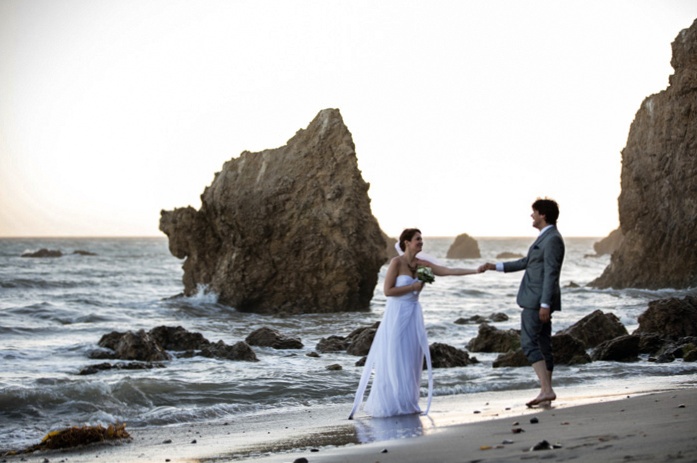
top-left (557, 309), bottom-right (628, 349)
top-left (591, 20), bottom-right (697, 289)
top-left (91, 325), bottom-right (258, 363)
top-left (467, 323), bottom-right (521, 353)
top-left (96, 329), bottom-right (171, 362)
top-left (591, 228), bottom-right (623, 257)
top-left (634, 296), bottom-right (697, 340)
top-left (551, 333), bottom-right (592, 365)
top-left (591, 334), bottom-right (641, 362)
top-left (245, 327), bottom-right (303, 349)
top-left (159, 108), bottom-right (387, 314)
top-left (21, 248), bottom-right (62, 258)
top-left (446, 233), bottom-right (481, 259)
top-left (429, 342), bottom-right (478, 368)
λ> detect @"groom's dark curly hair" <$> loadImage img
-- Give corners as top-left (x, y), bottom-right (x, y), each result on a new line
top-left (398, 228), bottom-right (422, 252)
top-left (532, 198), bottom-right (560, 225)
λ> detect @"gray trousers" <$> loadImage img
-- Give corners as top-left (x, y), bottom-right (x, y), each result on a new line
top-left (520, 308), bottom-right (554, 372)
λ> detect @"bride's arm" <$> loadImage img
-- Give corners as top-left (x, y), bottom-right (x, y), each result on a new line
top-left (419, 260), bottom-right (481, 277)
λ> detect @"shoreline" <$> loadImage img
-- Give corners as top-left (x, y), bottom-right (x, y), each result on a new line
top-left (4, 379), bottom-right (696, 463)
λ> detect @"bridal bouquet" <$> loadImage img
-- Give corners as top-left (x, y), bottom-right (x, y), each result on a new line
top-left (416, 266), bottom-right (435, 284)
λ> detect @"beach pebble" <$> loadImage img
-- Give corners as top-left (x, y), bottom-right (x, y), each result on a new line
top-left (530, 417), bottom-right (539, 424)
top-left (310, 448), bottom-right (319, 452)
top-left (381, 448), bottom-right (388, 453)
top-left (512, 428), bottom-right (525, 433)
top-left (678, 403), bottom-right (686, 408)
top-left (162, 439), bottom-right (172, 444)
top-left (474, 410), bottom-right (481, 414)
top-left (480, 445), bottom-right (492, 450)
top-left (293, 458), bottom-right (309, 463)
top-left (530, 440), bottom-right (562, 451)
top-left (191, 439), bottom-right (197, 444)
top-left (502, 439), bottom-right (514, 445)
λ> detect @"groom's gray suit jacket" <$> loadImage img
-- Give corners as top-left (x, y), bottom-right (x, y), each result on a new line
top-left (503, 226), bottom-right (565, 312)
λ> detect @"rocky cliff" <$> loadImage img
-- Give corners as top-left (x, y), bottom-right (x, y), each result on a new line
top-left (160, 109), bottom-right (387, 313)
top-left (591, 19), bottom-right (697, 289)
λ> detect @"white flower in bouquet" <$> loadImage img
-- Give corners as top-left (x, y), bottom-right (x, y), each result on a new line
top-left (416, 266), bottom-right (435, 284)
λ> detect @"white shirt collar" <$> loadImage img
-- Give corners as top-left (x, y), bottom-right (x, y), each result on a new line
top-left (539, 224), bottom-right (554, 235)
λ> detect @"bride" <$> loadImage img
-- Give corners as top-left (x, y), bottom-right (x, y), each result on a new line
top-left (349, 228), bottom-right (482, 419)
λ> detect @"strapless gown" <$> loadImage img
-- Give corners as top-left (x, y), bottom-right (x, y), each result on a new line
top-left (349, 274), bottom-right (433, 418)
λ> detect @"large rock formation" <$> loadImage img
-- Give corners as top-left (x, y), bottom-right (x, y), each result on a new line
top-left (591, 20), bottom-right (697, 289)
top-left (446, 233), bottom-right (481, 259)
top-left (160, 109), bottom-right (387, 313)
top-left (592, 228), bottom-right (624, 256)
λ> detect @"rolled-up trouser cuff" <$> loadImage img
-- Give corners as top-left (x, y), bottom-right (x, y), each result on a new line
top-left (520, 308), bottom-right (554, 371)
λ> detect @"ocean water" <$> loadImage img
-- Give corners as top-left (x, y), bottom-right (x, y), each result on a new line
top-left (1, 236), bottom-right (696, 452)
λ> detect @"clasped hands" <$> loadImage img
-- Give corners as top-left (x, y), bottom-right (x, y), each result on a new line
top-left (477, 262), bottom-right (496, 273)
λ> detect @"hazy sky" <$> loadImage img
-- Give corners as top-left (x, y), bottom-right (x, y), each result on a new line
top-left (2, 1), bottom-right (696, 238)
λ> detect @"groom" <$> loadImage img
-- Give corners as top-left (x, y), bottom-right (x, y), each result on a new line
top-left (480, 198), bottom-right (565, 407)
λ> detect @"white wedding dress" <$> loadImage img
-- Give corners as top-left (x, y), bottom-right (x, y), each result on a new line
top-left (349, 274), bottom-right (433, 419)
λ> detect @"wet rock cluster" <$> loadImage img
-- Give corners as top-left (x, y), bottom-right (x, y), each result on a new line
top-left (82, 325), bottom-right (259, 374)
top-left (467, 295), bottom-right (697, 367)
top-left (79, 294), bottom-right (697, 377)
top-left (20, 249), bottom-right (97, 258)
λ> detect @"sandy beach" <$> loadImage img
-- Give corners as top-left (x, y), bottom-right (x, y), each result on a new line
top-left (4, 382), bottom-right (696, 463)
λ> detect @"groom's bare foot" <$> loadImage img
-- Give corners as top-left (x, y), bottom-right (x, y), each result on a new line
top-left (526, 392), bottom-right (556, 408)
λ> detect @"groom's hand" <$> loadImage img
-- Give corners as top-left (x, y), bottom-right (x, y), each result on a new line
top-left (539, 307), bottom-right (551, 323)
top-left (478, 263), bottom-right (494, 272)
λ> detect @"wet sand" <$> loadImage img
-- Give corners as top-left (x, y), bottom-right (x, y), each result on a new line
top-left (3, 385), bottom-right (696, 463)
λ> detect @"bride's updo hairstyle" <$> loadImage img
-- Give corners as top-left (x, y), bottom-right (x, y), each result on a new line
top-left (399, 228), bottom-right (422, 252)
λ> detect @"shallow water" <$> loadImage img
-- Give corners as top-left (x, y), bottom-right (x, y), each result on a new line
top-left (1, 236), bottom-right (696, 451)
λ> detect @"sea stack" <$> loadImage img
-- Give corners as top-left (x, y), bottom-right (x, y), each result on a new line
top-left (591, 19), bottom-right (697, 290)
top-left (160, 109), bottom-right (387, 313)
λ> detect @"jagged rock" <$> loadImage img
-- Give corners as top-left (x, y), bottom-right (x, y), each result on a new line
top-left (592, 228), bottom-right (624, 256)
top-left (21, 248), bottom-right (62, 258)
top-left (551, 333), bottom-right (592, 365)
top-left (383, 233), bottom-right (399, 260)
top-left (655, 336), bottom-right (697, 359)
top-left (493, 349), bottom-right (528, 368)
top-left (455, 313), bottom-right (509, 325)
top-left (429, 342), bottom-right (478, 368)
top-left (454, 315), bottom-right (488, 325)
top-left (346, 323), bottom-right (379, 356)
top-left (446, 233), bottom-right (481, 259)
top-left (150, 325), bottom-right (210, 350)
top-left (557, 310), bottom-right (628, 349)
top-left (160, 109), bottom-right (387, 314)
top-left (466, 323), bottom-right (521, 353)
top-left (684, 343), bottom-right (697, 362)
top-left (199, 340), bottom-right (258, 361)
top-left (96, 329), bottom-right (171, 362)
top-left (489, 312), bottom-right (509, 322)
top-left (638, 332), bottom-right (666, 355)
top-left (492, 334), bottom-right (592, 368)
top-left (79, 362), bottom-right (166, 375)
top-left (591, 335), bottom-right (641, 362)
top-left (590, 20), bottom-right (697, 289)
top-left (633, 296), bottom-right (697, 340)
top-left (245, 327), bottom-right (303, 349)
top-left (496, 252), bottom-right (524, 259)
top-left (92, 326), bottom-right (257, 363)
top-left (73, 250), bottom-right (97, 256)
top-left (316, 335), bottom-right (349, 353)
